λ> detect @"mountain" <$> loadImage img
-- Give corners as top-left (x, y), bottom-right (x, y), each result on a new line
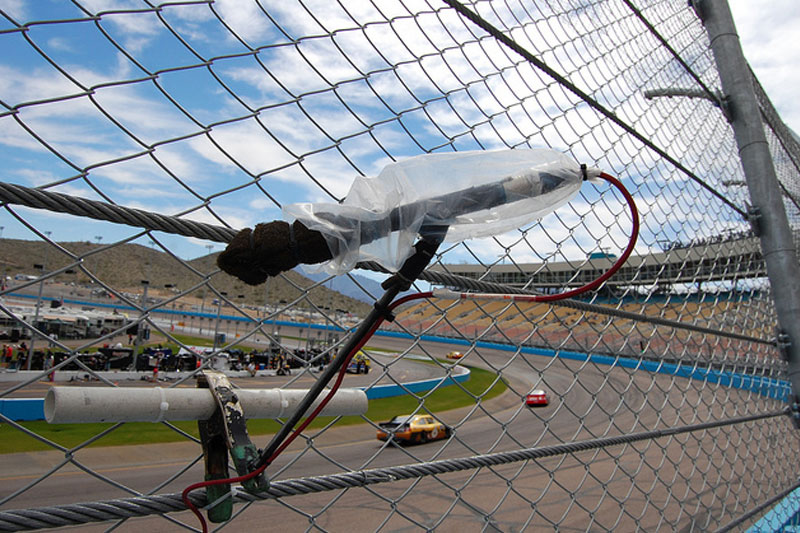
top-left (0, 239), bottom-right (372, 316)
top-left (298, 269), bottom-right (388, 303)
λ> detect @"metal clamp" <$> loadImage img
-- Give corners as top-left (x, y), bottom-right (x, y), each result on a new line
top-left (776, 330), bottom-right (791, 361)
top-left (747, 205), bottom-right (762, 236)
top-left (790, 396), bottom-right (800, 430)
top-left (197, 370), bottom-right (269, 523)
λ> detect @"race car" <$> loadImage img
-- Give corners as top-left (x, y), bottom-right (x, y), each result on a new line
top-left (525, 389), bottom-right (549, 407)
top-left (445, 350), bottom-right (463, 360)
top-left (376, 414), bottom-right (451, 444)
top-left (346, 351), bottom-right (371, 374)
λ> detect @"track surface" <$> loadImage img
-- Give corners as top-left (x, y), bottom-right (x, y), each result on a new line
top-left (0, 329), bottom-right (783, 532)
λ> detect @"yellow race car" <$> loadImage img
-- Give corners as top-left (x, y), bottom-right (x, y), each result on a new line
top-left (346, 351), bottom-right (371, 374)
top-left (376, 414), bottom-right (451, 444)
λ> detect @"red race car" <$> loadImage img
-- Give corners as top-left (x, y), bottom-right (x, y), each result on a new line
top-left (525, 390), bottom-right (549, 407)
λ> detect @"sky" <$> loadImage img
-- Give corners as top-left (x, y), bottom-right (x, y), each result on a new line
top-left (728, 0), bottom-right (800, 131)
top-left (0, 0), bottom-right (797, 279)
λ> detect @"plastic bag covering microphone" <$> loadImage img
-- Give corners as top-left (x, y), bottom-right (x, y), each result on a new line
top-left (284, 148), bottom-right (583, 275)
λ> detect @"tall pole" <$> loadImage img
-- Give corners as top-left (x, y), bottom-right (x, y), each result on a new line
top-left (0, 225), bottom-right (5, 291)
top-left (213, 291), bottom-right (226, 350)
top-left (696, 0), bottom-right (800, 409)
top-left (199, 244), bottom-right (214, 323)
top-left (131, 280), bottom-right (149, 370)
top-left (27, 230), bottom-right (52, 370)
top-left (165, 284), bottom-right (176, 330)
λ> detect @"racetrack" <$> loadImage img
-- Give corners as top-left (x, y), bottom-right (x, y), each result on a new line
top-left (0, 332), bottom-right (787, 532)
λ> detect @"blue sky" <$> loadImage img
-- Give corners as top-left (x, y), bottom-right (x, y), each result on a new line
top-left (0, 1), bottom-right (795, 279)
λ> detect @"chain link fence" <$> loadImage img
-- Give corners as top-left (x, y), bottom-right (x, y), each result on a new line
top-left (1, 0), bottom-right (798, 531)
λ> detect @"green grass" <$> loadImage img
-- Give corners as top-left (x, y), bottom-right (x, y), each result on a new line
top-left (0, 366), bottom-right (506, 454)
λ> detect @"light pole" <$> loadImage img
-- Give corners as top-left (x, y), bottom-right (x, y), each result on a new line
top-left (27, 230), bottom-right (52, 370)
top-left (235, 294), bottom-right (245, 339)
top-left (213, 291), bottom-right (227, 350)
top-left (0, 225), bottom-right (5, 291)
top-left (27, 263), bottom-right (45, 370)
top-left (93, 236), bottom-right (102, 283)
top-left (200, 244), bottom-right (215, 334)
top-left (165, 284), bottom-right (176, 330)
top-left (131, 280), bottom-right (149, 370)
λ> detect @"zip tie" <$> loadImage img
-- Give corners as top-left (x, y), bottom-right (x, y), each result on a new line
top-left (373, 301), bottom-right (396, 322)
top-left (154, 387), bottom-right (169, 423)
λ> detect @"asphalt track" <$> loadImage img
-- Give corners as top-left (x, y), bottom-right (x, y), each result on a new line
top-left (0, 331), bottom-right (785, 532)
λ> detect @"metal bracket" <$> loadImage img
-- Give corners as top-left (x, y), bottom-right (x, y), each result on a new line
top-left (688, 0), bottom-right (707, 22)
top-left (197, 370), bottom-right (269, 523)
top-left (776, 330), bottom-right (792, 361)
top-left (774, 331), bottom-right (800, 430)
top-left (747, 205), bottom-right (762, 236)
top-left (643, 88), bottom-right (732, 123)
top-left (790, 395), bottom-right (800, 430)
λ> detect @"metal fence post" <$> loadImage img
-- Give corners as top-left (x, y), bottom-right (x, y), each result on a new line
top-left (696, 0), bottom-right (800, 412)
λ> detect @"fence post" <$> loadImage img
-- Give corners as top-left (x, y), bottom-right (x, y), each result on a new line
top-left (695, 0), bottom-right (800, 414)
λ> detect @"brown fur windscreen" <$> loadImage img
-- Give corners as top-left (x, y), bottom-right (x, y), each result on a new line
top-left (217, 220), bottom-right (332, 285)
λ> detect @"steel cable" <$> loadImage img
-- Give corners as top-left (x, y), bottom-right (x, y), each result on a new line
top-left (0, 408), bottom-right (786, 531)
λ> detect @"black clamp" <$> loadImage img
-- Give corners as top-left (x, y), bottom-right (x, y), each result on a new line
top-left (373, 301), bottom-right (396, 322)
top-left (747, 205), bottom-right (762, 237)
top-left (381, 237), bottom-right (443, 293)
top-left (197, 371), bottom-right (269, 523)
top-left (790, 394), bottom-right (800, 430)
top-left (776, 330), bottom-right (791, 361)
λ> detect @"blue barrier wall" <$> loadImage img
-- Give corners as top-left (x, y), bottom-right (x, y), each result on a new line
top-left (0, 398), bottom-right (44, 421)
top-left (373, 330), bottom-right (791, 401)
top-left (364, 368), bottom-right (470, 399)
top-left (747, 486), bottom-right (800, 532)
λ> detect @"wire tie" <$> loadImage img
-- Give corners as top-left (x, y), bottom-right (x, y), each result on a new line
top-left (373, 301), bottom-right (395, 322)
top-left (154, 387), bottom-right (169, 423)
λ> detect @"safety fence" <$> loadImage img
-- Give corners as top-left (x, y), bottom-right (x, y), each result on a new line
top-left (1, 1), bottom-right (799, 531)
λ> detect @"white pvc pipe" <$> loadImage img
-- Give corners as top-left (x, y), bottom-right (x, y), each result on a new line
top-left (44, 386), bottom-right (368, 423)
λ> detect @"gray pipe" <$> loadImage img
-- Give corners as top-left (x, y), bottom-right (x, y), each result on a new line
top-left (44, 386), bottom-right (368, 423)
top-left (697, 0), bottom-right (800, 408)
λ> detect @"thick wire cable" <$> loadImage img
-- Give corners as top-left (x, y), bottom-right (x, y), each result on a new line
top-left (0, 408), bottom-right (787, 532)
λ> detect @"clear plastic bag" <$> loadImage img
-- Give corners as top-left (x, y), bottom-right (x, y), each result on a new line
top-left (284, 148), bottom-right (583, 275)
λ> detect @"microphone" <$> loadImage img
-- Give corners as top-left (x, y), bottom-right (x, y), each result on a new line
top-left (218, 149), bottom-right (586, 285)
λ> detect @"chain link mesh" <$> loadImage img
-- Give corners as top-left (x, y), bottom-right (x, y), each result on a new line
top-left (1, 0), bottom-right (798, 531)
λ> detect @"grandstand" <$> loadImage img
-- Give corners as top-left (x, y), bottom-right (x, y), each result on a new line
top-left (431, 234), bottom-right (764, 289)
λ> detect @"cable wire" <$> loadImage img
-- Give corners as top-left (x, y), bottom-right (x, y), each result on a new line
top-left (434, 172), bottom-right (638, 303)
top-left (181, 290), bottom-right (434, 532)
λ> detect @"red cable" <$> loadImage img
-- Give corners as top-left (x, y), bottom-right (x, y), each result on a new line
top-left (181, 173), bottom-right (635, 529)
top-left (439, 172), bottom-right (638, 304)
top-left (531, 172), bottom-right (638, 302)
top-left (183, 291), bottom-right (433, 532)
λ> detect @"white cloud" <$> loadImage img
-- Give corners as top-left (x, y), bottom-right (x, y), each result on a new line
top-left (212, 0), bottom-right (275, 44)
top-left (0, 0), bottom-right (25, 20)
top-left (2, 0), bottom-right (797, 265)
top-left (729, 0), bottom-right (800, 131)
